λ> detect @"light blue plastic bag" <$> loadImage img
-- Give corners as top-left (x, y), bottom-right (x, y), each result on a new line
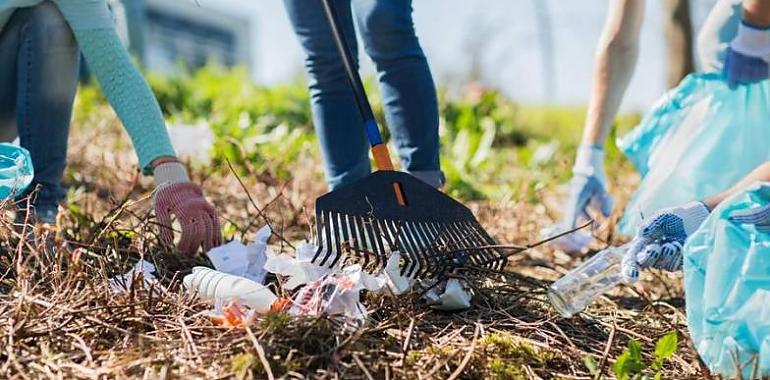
top-left (617, 73), bottom-right (770, 235)
top-left (0, 143), bottom-right (33, 200)
top-left (683, 182), bottom-right (770, 378)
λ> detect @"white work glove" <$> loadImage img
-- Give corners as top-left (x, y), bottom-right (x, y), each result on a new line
top-left (729, 204), bottom-right (770, 233)
top-left (621, 201), bottom-right (710, 283)
top-left (725, 21), bottom-right (770, 87)
top-left (152, 160), bottom-right (222, 254)
top-left (544, 145), bottom-right (614, 253)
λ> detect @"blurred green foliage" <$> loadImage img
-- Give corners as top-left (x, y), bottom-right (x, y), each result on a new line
top-left (76, 64), bottom-right (641, 200)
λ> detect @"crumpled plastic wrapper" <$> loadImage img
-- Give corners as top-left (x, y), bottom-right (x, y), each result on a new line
top-left (206, 226), bottom-right (270, 284)
top-left (109, 260), bottom-right (157, 293)
top-left (288, 264), bottom-right (382, 326)
top-left (264, 242), bottom-right (334, 290)
top-left (422, 278), bottom-right (472, 311)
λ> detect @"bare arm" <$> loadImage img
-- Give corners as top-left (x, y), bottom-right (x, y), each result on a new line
top-left (704, 161), bottom-right (770, 209)
top-left (743, 0), bottom-right (770, 27)
top-left (581, 0), bottom-right (645, 147)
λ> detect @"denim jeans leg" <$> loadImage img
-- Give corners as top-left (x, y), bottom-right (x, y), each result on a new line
top-left (352, 0), bottom-right (443, 188)
top-left (0, 9), bottom-right (20, 140)
top-left (283, 0), bottom-right (371, 190)
top-left (13, 3), bottom-right (80, 223)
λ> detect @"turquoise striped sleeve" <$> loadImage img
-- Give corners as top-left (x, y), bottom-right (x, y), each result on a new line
top-left (72, 28), bottom-right (177, 173)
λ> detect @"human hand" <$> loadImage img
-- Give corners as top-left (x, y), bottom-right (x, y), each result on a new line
top-left (729, 203), bottom-right (770, 233)
top-left (152, 160), bottom-right (222, 254)
top-left (621, 201), bottom-right (709, 282)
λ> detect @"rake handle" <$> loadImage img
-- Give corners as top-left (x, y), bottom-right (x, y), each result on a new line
top-left (320, 0), bottom-right (394, 171)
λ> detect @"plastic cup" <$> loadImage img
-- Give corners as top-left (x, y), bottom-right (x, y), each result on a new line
top-left (548, 243), bottom-right (635, 317)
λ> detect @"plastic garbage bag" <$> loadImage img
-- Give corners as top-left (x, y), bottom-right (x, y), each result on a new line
top-left (683, 181), bottom-right (770, 378)
top-left (618, 73), bottom-right (770, 235)
top-left (0, 143), bottom-right (33, 200)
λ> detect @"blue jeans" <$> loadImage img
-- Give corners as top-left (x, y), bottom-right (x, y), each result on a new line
top-left (0, 2), bottom-right (79, 224)
top-left (283, 0), bottom-right (443, 189)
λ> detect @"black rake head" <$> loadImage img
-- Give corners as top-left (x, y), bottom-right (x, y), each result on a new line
top-left (313, 171), bottom-right (506, 279)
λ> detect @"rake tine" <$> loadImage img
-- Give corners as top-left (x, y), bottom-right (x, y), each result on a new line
top-left (377, 219), bottom-right (397, 252)
top-left (464, 221), bottom-right (497, 268)
top-left (443, 222), bottom-right (473, 252)
top-left (413, 222), bottom-right (438, 278)
top-left (455, 221), bottom-right (486, 266)
top-left (340, 213), bottom-right (356, 261)
top-left (363, 217), bottom-right (384, 270)
top-left (417, 222), bottom-right (441, 278)
top-left (383, 219), bottom-right (410, 273)
top-left (354, 216), bottom-right (371, 270)
top-left (313, 211), bottom-right (326, 263)
top-left (326, 212), bottom-right (344, 268)
top-left (401, 222), bottom-right (425, 278)
top-left (442, 223), bottom-right (473, 267)
top-left (369, 217), bottom-right (387, 268)
top-left (470, 221), bottom-right (508, 270)
top-left (395, 221), bottom-right (419, 277)
top-left (390, 220), bottom-right (417, 277)
top-left (315, 211), bottom-right (336, 265)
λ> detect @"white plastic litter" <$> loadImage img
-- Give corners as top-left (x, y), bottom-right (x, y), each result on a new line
top-left (206, 226), bottom-right (270, 284)
top-left (264, 242), bottom-right (333, 290)
top-left (183, 266), bottom-right (277, 314)
top-left (384, 252), bottom-right (415, 295)
top-left (289, 266), bottom-right (371, 326)
top-left (423, 279), bottom-right (472, 311)
top-left (109, 260), bottom-right (157, 293)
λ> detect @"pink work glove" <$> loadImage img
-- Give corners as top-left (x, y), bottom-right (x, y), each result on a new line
top-left (152, 159), bottom-right (222, 254)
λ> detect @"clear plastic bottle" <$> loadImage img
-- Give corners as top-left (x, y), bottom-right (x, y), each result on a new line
top-left (548, 242), bottom-right (635, 317)
top-left (183, 267), bottom-right (277, 313)
top-left (0, 143), bottom-right (33, 199)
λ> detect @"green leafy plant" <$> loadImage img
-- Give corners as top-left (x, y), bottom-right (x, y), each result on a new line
top-left (613, 331), bottom-right (678, 380)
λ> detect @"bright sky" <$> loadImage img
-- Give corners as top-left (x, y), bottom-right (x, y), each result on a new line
top-left (250, 0), bottom-right (719, 113)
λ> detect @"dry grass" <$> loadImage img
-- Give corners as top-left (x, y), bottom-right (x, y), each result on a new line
top-left (0, 110), bottom-right (713, 379)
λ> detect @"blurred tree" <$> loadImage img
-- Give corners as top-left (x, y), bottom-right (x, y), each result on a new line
top-left (663, 0), bottom-right (695, 88)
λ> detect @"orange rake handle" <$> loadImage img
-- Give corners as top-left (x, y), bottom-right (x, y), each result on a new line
top-left (371, 143), bottom-right (394, 171)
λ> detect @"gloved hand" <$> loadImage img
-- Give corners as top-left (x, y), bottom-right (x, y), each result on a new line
top-left (729, 204), bottom-right (770, 233)
top-left (152, 159), bottom-right (222, 254)
top-left (545, 145), bottom-right (613, 253)
top-left (724, 21), bottom-right (770, 87)
top-left (621, 201), bottom-right (710, 282)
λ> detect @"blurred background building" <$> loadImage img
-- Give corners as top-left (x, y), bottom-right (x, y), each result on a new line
top-left (109, 0), bottom-right (719, 112)
top-left (111, 0), bottom-right (257, 73)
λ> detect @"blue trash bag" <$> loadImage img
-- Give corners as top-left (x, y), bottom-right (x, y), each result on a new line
top-left (683, 181), bottom-right (770, 378)
top-left (0, 143), bottom-right (33, 200)
top-left (617, 73), bottom-right (770, 235)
